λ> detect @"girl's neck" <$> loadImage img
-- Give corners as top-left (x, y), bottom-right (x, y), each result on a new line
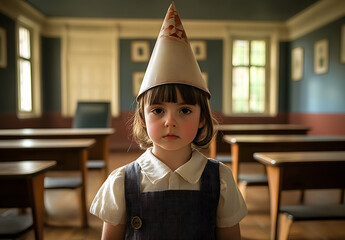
top-left (152, 145), bottom-right (192, 171)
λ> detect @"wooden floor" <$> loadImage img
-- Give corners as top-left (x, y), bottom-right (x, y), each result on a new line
top-left (3, 151), bottom-right (345, 240)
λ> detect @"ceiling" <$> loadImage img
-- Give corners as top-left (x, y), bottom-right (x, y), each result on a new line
top-left (25, 0), bottom-right (319, 21)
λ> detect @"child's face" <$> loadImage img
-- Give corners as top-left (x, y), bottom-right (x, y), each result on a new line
top-left (143, 90), bottom-right (204, 153)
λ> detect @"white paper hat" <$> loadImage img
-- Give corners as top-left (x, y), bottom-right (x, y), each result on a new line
top-left (137, 2), bottom-right (210, 100)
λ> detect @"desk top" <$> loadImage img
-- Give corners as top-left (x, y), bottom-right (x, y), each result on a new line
top-left (0, 128), bottom-right (115, 136)
top-left (0, 161), bottom-right (56, 177)
top-left (254, 151), bottom-right (345, 166)
top-left (216, 124), bottom-right (310, 131)
top-left (0, 139), bottom-right (95, 149)
top-left (224, 135), bottom-right (345, 144)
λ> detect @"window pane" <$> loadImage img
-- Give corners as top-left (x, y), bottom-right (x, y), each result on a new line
top-left (250, 67), bottom-right (265, 112)
top-left (231, 38), bottom-right (268, 115)
top-left (232, 40), bottom-right (249, 66)
top-left (19, 59), bottom-right (32, 112)
top-left (251, 40), bottom-right (265, 66)
top-left (19, 27), bottom-right (31, 59)
top-left (232, 67), bottom-right (249, 112)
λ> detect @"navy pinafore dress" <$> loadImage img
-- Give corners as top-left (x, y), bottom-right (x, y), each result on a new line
top-left (124, 159), bottom-right (220, 240)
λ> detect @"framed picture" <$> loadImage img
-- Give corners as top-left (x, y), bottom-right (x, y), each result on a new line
top-left (190, 41), bottom-right (207, 60)
top-left (0, 27), bottom-right (7, 68)
top-left (341, 24), bottom-right (345, 63)
top-left (314, 38), bottom-right (329, 74)
top-left (132, 72), bottom-right (145, 96)
top-left (131, 41), bottom-right (150, 62)
top-left (291, 47), bottom-right (303, 81)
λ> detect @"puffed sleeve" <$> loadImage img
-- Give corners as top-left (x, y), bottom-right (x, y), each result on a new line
top-left (89, 166), bottom-right (126, 225)
top-left (217, 162), bottom-right (247, 228)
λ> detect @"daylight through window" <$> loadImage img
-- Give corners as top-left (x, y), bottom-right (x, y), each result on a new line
top-left (18, 26), bottom-right (32, 112)
top-left (232, 39), bottom-right (267, 114)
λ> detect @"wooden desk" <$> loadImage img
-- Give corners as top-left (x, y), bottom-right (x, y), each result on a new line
top-left (210, 124), bottom-right (310, 159)
top-left (0, 161), bottom-right (56, 240)
top-left (223, 135), bottom-right (345, 183)
top-left (0, 128), bottom-right (115, 174)
top-left (0, 139), bottom-right (95, 227)
top-left (254, 151), bottom-right (345, 240)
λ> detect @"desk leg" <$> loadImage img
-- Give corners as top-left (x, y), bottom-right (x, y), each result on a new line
top-left (266, 166), bottom-right (282, 240)
top-left (80, 149), bottom-right (89, 228)
top-left (102, 136), bottom-right (110, 177)
top-left (210, 136), bottom-right (216, 159)
top-left (30, 174), bottom-right (45, 240)
top-left (231, 144), bottom-right (239, 184)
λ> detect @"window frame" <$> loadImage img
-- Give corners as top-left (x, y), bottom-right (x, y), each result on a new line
top-left (223, 31), bottom-right (279, 117)
top-left (16, 17), bottom-right (41, 118)
top-left (231, 37), bottom-right (270, 115)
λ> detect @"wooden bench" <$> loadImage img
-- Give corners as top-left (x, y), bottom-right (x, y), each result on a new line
top-left (278, 204), bottom-right (345, 240)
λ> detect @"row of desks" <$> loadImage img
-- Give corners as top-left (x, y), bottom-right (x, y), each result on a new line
top-left (1, 126), bottom-right (344, 239)
top-left (0, 128), bottom-right (114, 173)
top-left (209, 124), bottom-right (311, 159)
top-left (254, 151), bottom-right (345, 240)
top-left (0, 128), bottom-right (114, 240)
top-left (218, 131), bottom-right (345, 240)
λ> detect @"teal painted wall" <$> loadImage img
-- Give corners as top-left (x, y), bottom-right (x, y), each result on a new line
top-left (278, 42), bottom-right (290, 112)
top-left (119, 39), bottom-right (155, 111)
top-left (0, 13), bottom-right (16, 114)
top-left (289, 16), bottom-right (345, 113)
top-left (42, 37), bottom-right (62, 112)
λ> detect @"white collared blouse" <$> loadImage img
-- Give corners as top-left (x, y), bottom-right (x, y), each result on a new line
top-left (90, 148), bottom-right (247, 228)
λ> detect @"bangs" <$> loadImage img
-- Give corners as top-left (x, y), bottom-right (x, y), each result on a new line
top-left (145, 84), bottom-right (200, 105)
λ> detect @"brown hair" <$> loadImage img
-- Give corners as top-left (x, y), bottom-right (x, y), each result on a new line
top-left (132, 84), bottom-right (217, 149)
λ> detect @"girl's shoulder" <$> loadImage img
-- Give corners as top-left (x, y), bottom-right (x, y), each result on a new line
top-left (214, 160), bottom-right (236, 185)
top-left (106, 152), bottom-right (148, 181)
top-left (206, 158), bottom-right (233, 175)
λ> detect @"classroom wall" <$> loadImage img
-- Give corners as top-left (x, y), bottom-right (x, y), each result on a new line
top-left (0, 10), bottom-right (344, 150)
top-left (288, 16), bottom-right (345, 135)
top-left (0, 12), bottom-right (16, 114)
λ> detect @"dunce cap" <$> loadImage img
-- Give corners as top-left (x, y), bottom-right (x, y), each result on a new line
top-left (136, 2), bottom-right (210, 100)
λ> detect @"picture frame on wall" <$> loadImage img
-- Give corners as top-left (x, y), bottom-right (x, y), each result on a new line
top-left (132, 72), bottom-right (145, 96)
top-left (314, 38), bottom-right (329, 74)
top-left (291, 47), bottom-right (303, 81)
top-left (131, 41), bottom-right (150, 62)
top-left (0, 27), bottom-right (7, 68)
top-left (341, 24), bottom-right (345, 63)
top-left (190, 41), bottom-right (207, 60)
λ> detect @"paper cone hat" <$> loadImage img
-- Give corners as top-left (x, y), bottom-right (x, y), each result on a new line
top-left (137, 2), bottom-right (210, 100)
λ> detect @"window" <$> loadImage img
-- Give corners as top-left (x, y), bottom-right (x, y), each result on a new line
top-left (18, 26), bottom-right (33, 113)
top-left (232, 39), bottom-right (267, 114)
top-left (223, 33), bottom-right (278, 117)
top-left (16, 18), bottom-right (41, 118)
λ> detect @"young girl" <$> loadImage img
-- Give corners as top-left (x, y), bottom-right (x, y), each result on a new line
top-left (90, 3), bottom-right (247, 239)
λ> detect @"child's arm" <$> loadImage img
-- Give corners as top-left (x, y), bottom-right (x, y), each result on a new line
top-left (216, 223), bottom-right (242, 240)
top-left (101, 222), bottom-right (125, 240)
